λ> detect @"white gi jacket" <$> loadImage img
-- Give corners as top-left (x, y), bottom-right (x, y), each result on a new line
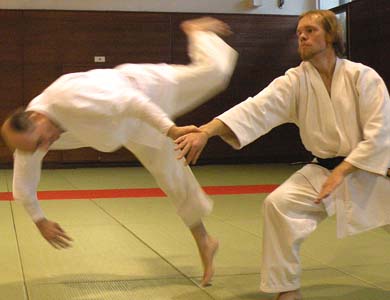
top-left (218, 58), bottom-right (390, 238)
top-left (12, 31), bottom-right (238, 224)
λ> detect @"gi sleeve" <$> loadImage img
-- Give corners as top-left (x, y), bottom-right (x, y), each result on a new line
top-left (345, 68), bottom-right (390, 176)
top-left (216, 70), bottom-right (298, 149)
top-left (119, 91), bottom-right (175, 136)
top-left (13, 149), bottom-right (46, 222)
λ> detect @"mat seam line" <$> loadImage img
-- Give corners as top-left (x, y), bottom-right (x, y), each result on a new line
top-left (90, 199), bottom-right (217, 299)
top-left (10, 202), bottom-right (31, 300)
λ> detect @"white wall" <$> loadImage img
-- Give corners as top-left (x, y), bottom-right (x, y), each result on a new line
top-left (318, 0), bottom-right (339, 9)
top-left (0, 0), bottom-right (317, 15)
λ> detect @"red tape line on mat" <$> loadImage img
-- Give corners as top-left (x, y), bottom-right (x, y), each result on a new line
top-left (0, 184), bottom-right (278, 201)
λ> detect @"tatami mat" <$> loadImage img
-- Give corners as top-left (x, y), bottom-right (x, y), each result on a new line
top-left (0, 202), bottom-right (26, 300)
top-left (0, 164), bottom-right (389, 299)
top-left (27, 278), bottom-right (214, 300)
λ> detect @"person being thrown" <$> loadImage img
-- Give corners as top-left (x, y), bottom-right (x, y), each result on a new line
top-left (1, 17), bottom-right (238, 287)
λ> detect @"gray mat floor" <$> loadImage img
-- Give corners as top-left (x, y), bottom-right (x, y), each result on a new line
top-left (0, 164), bottom-right (389, 299)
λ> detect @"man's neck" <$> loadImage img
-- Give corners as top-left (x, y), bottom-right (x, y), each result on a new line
top-left (309, 49), bottom-right (337, 79)
top-left (309, 49), bottom-right (337, 96)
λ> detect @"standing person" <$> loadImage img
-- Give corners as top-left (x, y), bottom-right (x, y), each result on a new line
top-left (1, 17), bottom-right (238, 287)
top-left (175, 10), bottom-right (390, 299)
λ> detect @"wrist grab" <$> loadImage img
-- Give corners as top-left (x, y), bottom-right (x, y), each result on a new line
top-left (200, 130), bottom-right (210, 139)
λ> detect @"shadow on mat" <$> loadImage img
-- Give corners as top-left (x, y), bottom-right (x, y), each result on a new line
top-left (2, 275), bottom-right (389, 300)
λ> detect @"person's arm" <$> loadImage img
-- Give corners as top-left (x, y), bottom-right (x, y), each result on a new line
top-left (13, 149), bottom-right (72, 249)
top-left (344, 67), bottom-right (390, 176)
top-left (175, 118), bottom-right (237, 165)
top-left (176, 71), bottom-right (298, 164)
top-left (315, 161), bottom-right (357, 203)
top-left (120, 91), bottom-right (200, 140)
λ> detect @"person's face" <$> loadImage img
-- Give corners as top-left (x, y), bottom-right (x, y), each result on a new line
top-left (296, 15), bottom-right (331, 61)
top-left (1, 114), bottom-right (61, 153)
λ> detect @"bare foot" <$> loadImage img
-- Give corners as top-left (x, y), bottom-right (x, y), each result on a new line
top-left (189, 223), bottom-right (219, 286)
top-left (276, 290), bottom-right (302, 300)
top-left (181, 17), bottom-right (232, 36)
top-left (199, 236), bottom-right (219, 286)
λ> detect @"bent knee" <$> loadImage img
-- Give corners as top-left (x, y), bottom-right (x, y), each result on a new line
top-left (263, 185), bottom-right (300, 213)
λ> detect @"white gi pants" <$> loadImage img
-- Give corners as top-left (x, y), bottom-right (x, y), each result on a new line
top-left (124, 138), bottom-right (212, 228)
top-left (120, 61), bottom-right (231, 228)
top-left (119, 32), bottom-right (237, 228)
top-left (116, 31), bottom-right (237, 120)
top-left (260, 165), bottom-right (329, 292)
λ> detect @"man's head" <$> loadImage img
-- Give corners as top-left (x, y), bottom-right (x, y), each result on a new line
top-left (1, 109), bottom-right (62, 153)
top-left (297, 10), bottom-right (345, 61)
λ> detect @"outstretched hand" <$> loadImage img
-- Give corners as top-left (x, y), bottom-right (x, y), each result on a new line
top-left (167, 125), bottom-right (201, 140)
top-left (175, 131), bottom-right (209, 165)
top-left (35, 218), bottom-right (73, 249)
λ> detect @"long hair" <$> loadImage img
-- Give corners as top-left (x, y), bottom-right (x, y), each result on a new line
top-left (299, 10), bottom-right (345, 57)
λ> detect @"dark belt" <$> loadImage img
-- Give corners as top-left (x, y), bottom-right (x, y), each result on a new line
top-left (315, 156), bottom-right (345, 170)
top-left (314, 156), bottom-right (390, 176)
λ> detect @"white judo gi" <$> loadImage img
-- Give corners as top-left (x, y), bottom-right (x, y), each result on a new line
top-left (217, 58), bottom-right (390, 292)
top-left (12, 31), bottom-right (238, 228)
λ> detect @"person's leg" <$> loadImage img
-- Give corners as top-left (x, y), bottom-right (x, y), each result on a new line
top-left (189, 221), bottom-right (219, 286)
top-left (124, 137), bottom-right (217, 286)
top-left (261, 170), bottom-right (328, 299)
top-left (115, 19), bottom-right (237, 119)
top-left (167, 29), bottom-right (237, 118)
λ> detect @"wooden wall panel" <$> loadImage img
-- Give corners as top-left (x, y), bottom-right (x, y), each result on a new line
top-left (0, 108), bottom-right (14, 163)
top-left (0, 65), bottom-right (23, 108)
top-left (98, 148), bottom-right (136, 163)
top-left (0, 10), bottom-right (312, 166)
top-left (374, 0), bottom-right (390, 87)
top-left (42, 151), bottom-right (63, 163)
top-left (21, 11), bottom-right (63, 167)
top-left (0, 146), bottom-right (12, 163)
top-left (0, 10), bottom-right (23, 64)
top-left (23, 64), bottom-right (62, 103)
top-left (349, 0), bottom-right (390, 88)
top-left (173, 14), bottom-right (308, 163)
top-left (56, 12), bottom-right (172, 163)
top-left (61, 148), bottom-right (99, 162)
top-left (0, 11), bottom-right (23, 164)
top-left (59, 12), bottom-right (172, 65)
top-left (23, 11), bottom-right (63, 64)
